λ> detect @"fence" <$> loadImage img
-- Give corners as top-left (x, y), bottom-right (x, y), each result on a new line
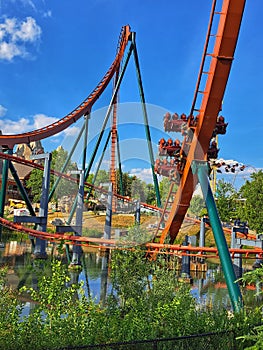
top-left (59, 329), bottom-right (251, 350)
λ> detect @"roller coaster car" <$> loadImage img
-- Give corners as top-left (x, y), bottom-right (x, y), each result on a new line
top-left (163, 112), bottom-right (187, 132)
top-left (158, 138), bottom-right (181, 157)
top-left (207, 141), bottom-right (219, 160)
top-left (154, 159), bottom-right (181, 184)
top-left (214, 116), bottom-right (228, 135)
top-left (165, 145), bottom-right (181, 157)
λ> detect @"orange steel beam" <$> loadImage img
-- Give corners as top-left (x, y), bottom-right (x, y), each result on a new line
top-left (0, 152), bottom-right (161, 212)
top-left (0, 217), bottom-right (261, 259)
top-left (110, 69), bottom-right (120, 211)
top-left (159, 0), bottom-right (246, 244)
top-left (0, 26), bottom-right (131, 148)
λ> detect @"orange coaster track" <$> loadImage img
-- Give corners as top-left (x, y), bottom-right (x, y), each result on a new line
top-left (154, 0), bottom-right (246, 244)
top-left (0, 25), bottom-right (131, 149)
top-left (0, 215), bottom-right (261, 259)
top-left (0, 152), bottom-right (160, 213)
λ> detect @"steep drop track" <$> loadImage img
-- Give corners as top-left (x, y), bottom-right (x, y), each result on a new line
top-left (154, 0), bottom-right (246, 244)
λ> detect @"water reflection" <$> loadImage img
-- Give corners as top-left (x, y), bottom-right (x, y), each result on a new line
top-left (0, 238), bottom-right (261, 312)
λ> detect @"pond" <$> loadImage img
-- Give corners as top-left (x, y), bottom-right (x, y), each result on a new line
top-left (0, 235), bottom-right (261, 314)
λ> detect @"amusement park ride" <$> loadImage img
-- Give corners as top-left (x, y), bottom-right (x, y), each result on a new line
top-left (0, 0), bottom-right (261, 311)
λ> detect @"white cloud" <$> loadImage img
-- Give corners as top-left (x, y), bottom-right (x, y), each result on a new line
top-left (33, 114), bottom-right (58, 129)
top-left (12, 17), bottom-right (41, 42)
top-left (0, 41), bottom-right (24, 60)
top-left (0, 16), bottom-right (41, 61)
top-left (0, 117), bottom-right (30, 134)
top-left (63, 126), bottom-right (80, 137)
top-left (0, 105), bottom-right (7, 117)
top-left (129, 168), bottom-right (153, 183)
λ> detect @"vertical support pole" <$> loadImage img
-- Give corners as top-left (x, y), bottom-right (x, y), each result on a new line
top-left (33, 153), bottom-right (52, 258)
top-left (199, 217), bottom-right (206, 249)
top-left (0, 148), bottom-right (12, 241)
top-left (100, 249), bottom-right (110, 307)
top-left (181, 235), bottom-right (191, 278)
top-left (104, 183), bottom-right (113, 240)
top-left (131, 33), bottom-right (161, 208)
top-left (231, 227), bottom-right (243, 279)
top-left (134, 200), bottom-right (140, 224)
top-left (70, 170), bottom-right (84, 266)
top-left (192, 160), bottom-right (243, 312)
top-left (199, 217), bottom-right (207, 264)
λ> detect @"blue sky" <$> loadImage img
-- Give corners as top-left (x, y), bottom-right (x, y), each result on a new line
top-left (0, 0), bottom-right (262, 186)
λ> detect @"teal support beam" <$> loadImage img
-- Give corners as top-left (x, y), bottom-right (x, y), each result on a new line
top-left (0, 149), bottom-right (12, 240)
top-left (85, 130), bottom-right (111, 202)
top-left (131, 32), bottom-right (161, 208)
top-left (48, 115), bottom-right (88, 202)
top-left (192, 160), bottom-right (243, 312)
top-left (9, 162), bottom-right (35, 216)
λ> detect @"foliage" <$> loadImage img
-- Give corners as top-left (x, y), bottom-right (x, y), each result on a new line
top-left (159, 176), bottom-right (172, 205)
top-left (237, 171), bottom-right (263, 233)
top-left (117, 224), bottom-right (154, 246)
top-left (189, 195), bottom-right (205, 217)
top-left (236, 266), bottom-right (263, 349)
top-left (131, 177), bottom-right (146, 202)
top-left (0, 252), bottom-right (261, 349)
top-left (145, 183), bottom-right (156, 205)
top-left (215, 179), bottom-right (238, 222)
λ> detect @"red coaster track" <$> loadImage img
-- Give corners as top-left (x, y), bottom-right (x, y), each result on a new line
top-left (154, 0), bottom-right (246, 244)
top-left (0, 25), bottom-right (131, 149)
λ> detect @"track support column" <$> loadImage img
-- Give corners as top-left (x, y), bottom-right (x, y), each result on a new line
top-left (104, 183), bottom-right (113, 240)
top-left (0, 148), bottom-right (12, 242)
top-left (192, 160), bottom-right (243, 312)
top-left (33, 153), bottom-right (52, 258)
top-left (69, 170), bottom-right (84, 267)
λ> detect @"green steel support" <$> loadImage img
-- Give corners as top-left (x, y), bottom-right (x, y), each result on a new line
top-left (131, 32), bottom-right (161, 208)
top-left (48, 116), bottom-right (88, 202)
top-left (192, 160), bottom-right (243, 312)
top-left (85, 130), bottom-right (112, 202)
top-left (67, 43), bottom-right (134, 224)
top-left (9, 162), bottom-right (36, 216)
top-left (82, 114), bottom-right (90, 175)
top-left (0, 149), bottom-right (12, 240)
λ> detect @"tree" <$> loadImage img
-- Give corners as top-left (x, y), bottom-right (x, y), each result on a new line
top-left (214, 179), bottom-right (238, 222)
top-left (131, 177), bottom-right (146, 202)
top-left (237, 170), bottom-right (263, 233)
top-left (145, 183), bottom-right (156, 205)
top-left (159, 177), bottom-right (173, 206)
top-left (116, 171), bottom-right (133, 197)
top-left (189, 195), bottom-right (205, 217)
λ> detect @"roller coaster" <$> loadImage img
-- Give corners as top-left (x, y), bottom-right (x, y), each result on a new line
top-left (0, 0), bottom-right (261, 310)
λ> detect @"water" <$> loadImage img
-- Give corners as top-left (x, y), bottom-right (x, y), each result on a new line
top-left (0, 238), bottom-right (261, 312)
